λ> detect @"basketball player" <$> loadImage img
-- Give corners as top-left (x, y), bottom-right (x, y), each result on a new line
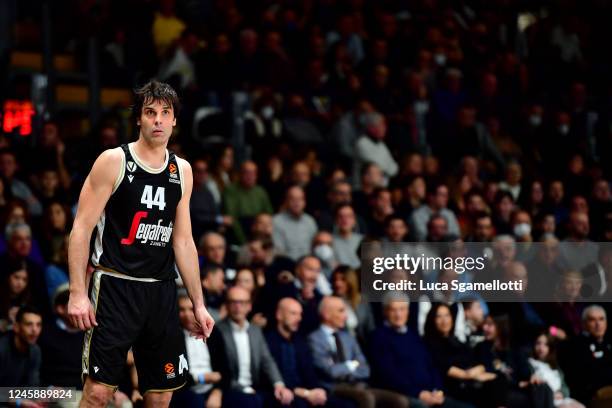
top-left (67, 80), bottom-right (214, 407)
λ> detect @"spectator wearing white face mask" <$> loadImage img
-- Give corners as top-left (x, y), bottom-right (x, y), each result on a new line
top-left (511, 210), bottom-right (534, 263)
top-left (311, 231), bottom-right (337, 295)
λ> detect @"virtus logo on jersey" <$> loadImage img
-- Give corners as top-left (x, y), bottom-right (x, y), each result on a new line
top-left (121, 211), bottom-right (174, 246)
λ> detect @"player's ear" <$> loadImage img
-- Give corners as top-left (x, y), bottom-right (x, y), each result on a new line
top-left (173, 117), bottom-right (177, 126)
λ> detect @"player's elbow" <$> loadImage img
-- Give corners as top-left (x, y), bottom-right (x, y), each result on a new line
top-left (172, 235), bottom-right (194, 252)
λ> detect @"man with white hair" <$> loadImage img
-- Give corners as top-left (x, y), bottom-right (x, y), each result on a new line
top-left (308, 296), bottom-right (409, 408)
top-left (562, 305), bottom-right (612, 404)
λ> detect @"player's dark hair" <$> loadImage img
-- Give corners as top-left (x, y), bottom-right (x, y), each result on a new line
top-left (131, 80), bottom-right (181, 125)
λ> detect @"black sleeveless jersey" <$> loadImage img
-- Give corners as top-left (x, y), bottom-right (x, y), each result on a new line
top-left (91, 143), bottom-right (183, 280)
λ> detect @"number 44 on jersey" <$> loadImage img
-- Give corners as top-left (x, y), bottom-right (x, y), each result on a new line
top-left (141, 185), bottom-right (166, 210)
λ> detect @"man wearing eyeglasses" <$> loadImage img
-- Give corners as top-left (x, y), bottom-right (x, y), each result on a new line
top-left (209, 286), bottom-right (294, 407)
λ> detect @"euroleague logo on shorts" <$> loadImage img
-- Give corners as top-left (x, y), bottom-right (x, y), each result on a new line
top-left (164, 363), bottom-right (176, 379)
top-left (164, 354), bottom-right (188, 380)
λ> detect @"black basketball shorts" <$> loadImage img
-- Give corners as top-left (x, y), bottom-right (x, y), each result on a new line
top-left (82, 270), bottom-right (188, 393)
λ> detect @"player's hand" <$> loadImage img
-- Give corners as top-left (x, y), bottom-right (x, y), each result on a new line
top-left (68, 291), bottom-right (98, 331)
top-left (131, 389), bottom-right (143, 404)
top-left (192, 305), bottom-right (215, 340)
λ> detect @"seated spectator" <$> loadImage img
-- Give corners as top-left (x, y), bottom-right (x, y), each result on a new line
top-left (492, 191), bottom-right (515, 236)
top-left (172, 291), bottom-right (222, 408)
top-left (582, 244), bottom-right (612, 299)
top-left (369, 296), bottom-right (472, 408)
top-left (223, 161), bottom-right (273, 244)
top-left (560, 211), bottom-right (598, 270)
top-left (330, 265), bottom-right (375, 346)
top-left (266, 298), bottom-right (354, 408)
top-left (410, 183), bottom-right (461, 241)
top-left (383, 214), bottom-right (410, 243)
top-left (353, 163), bottom-right (384, 216)
top-left (272, 255), bottom-right (325, 335)
top-left (0, 264), bottom-right (31, 333)
top-left (309, 296), bottom-right (409, 408)
top-left (459, 299), bottom-right (486, 347)
top-left (474, 315), bottom-right (554, 408)
top-left (39, 285), bottom-right (84, 390)
top-left (363, 188), bottom-right (394, 239)
top-left (466, 212), bottom-right (495, 243)
top-left (539, 270), bottom-right (585, 340)
top-left (234, 268), bottom-right (267, 327)
top-left (0, 201), bottom-right (45, 266)
top-left (0, 149), bottom-right (42, 216)
top-left (272, 185), bottom-right (318, 261)
top-left (488, 261), bottom-right (546, 347)
top-left (201, 264), bottom-right (226, 321)
top-left (529, 333), bottom-right (584, 408)
top-left (317, 181), bottom-right (368, 234)
top-left (426, 214), bottom-right (452, 242)
top-left (41, 201), bottom-right (72, 262)
top-left (0, 305), bottom-right (42, 386)
top-left (332, 204), bottom-right (363, 269)
top-left (395, 175), bottom-right (427, 220)
top-left (199, 231), bottom-right (236, 280)
top-left (561, 305), bottom-right (612, 404)
top-left (0, 222), bottom-right (50, 316)
top-left (311, 231), bottom-right (339, 282)
top-left (44, 233), bottom-right (69, 300)
top-left (209, 286), bottom-right (293, 408)
top-left (190, 158), bottom-right (232, 242)
top-left (241, 234), bottom-right (295, 287)
top-left (498, 161), bottom-right (523, 202)
top-left (526, 235), bottom-right (565, 299)
top-left (424, 303), bottom-right (500, 407)
top-left (36, 169), bottom-right (68, 207)
top-left (352, 112), bottom-right (398, 188)
top-left (207, 144), bottom-right (234, 207)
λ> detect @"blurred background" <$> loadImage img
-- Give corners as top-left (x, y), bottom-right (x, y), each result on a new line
top-left (2, 0), bottom-right (612, 407)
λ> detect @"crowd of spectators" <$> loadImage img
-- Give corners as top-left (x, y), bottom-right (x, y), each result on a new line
top-left (3, 0), bottom-right (612, 407)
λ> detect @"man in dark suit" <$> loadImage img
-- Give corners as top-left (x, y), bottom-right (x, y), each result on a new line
top-left (266, 297), bottom-right (354, 408)
top-left (308, 296), bottom-right (409, 408)
top-left (209, 286), bottom-right (294, 407)
top-left (561, 305), bottom-right (612, 404)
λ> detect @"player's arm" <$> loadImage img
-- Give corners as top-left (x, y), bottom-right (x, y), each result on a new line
top-left (68, 148), bottom-right (122, 330)
top-left (173, 157), bottom-right (215, 338)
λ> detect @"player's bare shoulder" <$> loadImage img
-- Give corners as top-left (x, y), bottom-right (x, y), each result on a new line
top-left (88, 146), bottom-right (125, 191)
top-left (175, 155), bottom-right (192, 176)
top-left (174, 155), bottom-right (193, 194)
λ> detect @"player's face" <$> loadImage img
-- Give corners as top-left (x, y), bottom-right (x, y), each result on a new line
top-left (138, 100), bottom-right (176, 146)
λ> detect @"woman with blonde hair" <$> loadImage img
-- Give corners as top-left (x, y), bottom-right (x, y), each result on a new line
top-left (331, 265), bottom-right (375, 345)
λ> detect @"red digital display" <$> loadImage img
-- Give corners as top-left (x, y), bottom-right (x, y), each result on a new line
top-left (2, 100), bottom-right (35, 136)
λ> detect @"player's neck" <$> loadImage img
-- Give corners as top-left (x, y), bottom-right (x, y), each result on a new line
top-left (132, 139), bottom-right (167, 168)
